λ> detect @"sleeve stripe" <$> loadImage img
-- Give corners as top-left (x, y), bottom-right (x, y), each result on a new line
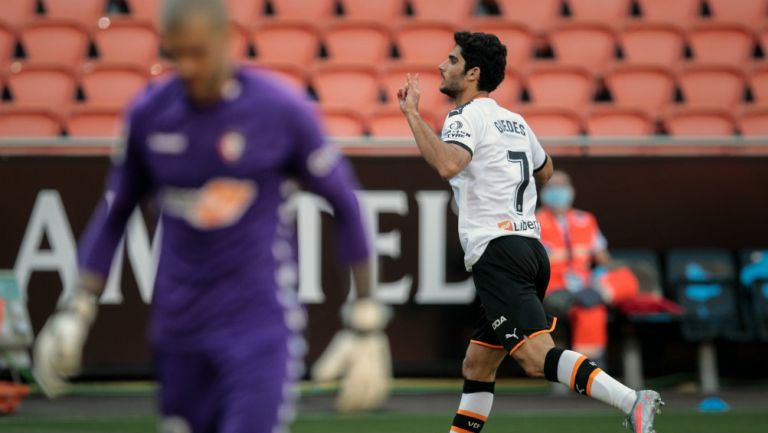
top-left (445, 140), bottom-right (473, 157)
top-left (533, 154), bottom-right (548, 172)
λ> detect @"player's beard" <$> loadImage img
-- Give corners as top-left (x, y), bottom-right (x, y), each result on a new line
top-left (440, 83), bottom-right (459, 100)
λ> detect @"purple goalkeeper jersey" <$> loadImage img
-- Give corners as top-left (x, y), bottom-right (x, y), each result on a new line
top-left (78, 67), bottom-right (369, 348)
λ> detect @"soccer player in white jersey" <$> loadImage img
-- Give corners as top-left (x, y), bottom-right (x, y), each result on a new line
top-left (397, 31), bottom-right (663, 433)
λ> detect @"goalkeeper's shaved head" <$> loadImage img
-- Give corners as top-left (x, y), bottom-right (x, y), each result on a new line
top-left (161, 0), bottom-right (229, 35)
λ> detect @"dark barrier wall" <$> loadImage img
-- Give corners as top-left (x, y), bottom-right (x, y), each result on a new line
top-left (2, 154), bottom-right (768, 377)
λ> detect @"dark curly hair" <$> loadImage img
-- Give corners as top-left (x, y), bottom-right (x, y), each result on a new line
top-left (454, 31), bottom-right (507, 93)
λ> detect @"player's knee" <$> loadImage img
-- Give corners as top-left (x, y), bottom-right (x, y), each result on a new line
top-left (462, 355), bottom-right (497, 382)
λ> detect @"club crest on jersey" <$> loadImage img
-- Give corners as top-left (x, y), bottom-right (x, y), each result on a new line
top-left (218, 130), bottom-right (245, 163)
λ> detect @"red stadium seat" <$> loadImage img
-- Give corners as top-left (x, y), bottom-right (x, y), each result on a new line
top-left (760, 28), bottom-right (768, 60)
top-left (93, 20), bottom-right (158, 69)
top-left (43, 0), bottom-right (106, 28)
top-left (244, 61), bottom-right (306, 91)
top-left (568, 0), bottom-right (632, 25)
top-left (381, 62), bottom-right (449, 114)
top-left (0, 0), bottom-right (36, 30)
top-left (585, 107), bottom-right (655, 136)
top-left (341, 0), bottom-right (405, 21)
top-left (67, 107), bottom-right (121, 137)
top-left (80, 64), bottom-right (148, 109)
top-left (604, 64), bottom-right (675, 114)
top-left (125, 0), bottom-right (162, 27)
top-left (320, 107), bottom-right (367, 137)
top-left (270, 0), bottom-right (335, 22)
top-left (19, 20), bottom-right (89, 67)
top-left (409, 0), bottom-right (474, 25)
top-left (6, 65), bottom-right (77, 113)
top-left (688, 23), bottom-right (755, 67)
top-left (635, 0), bottom-right (701, 28)
top-left (548, 22), bottom-right (617, 74)
top-left (618, 23), bottom-right (685, 68)
top-left (518, 107), bottom-right (583, 136)
top-left (0, 24), bottom-right (14, 69)
top-left (323, 21), bottom-right (391, 64)
top-left (738, 107), bottom-right (768, 137)
top-left (495, 0), bottom-right (561, 33)
top-left (368, 106), bottom-right (436, 137)
top-left (311, 63), bottom-right (380, 112)
top-left (229, 22), bottom-right (250, 61)
top-left (492, 70), bottom-right (523, 109)
top-left (678, 64), bottom-right (745, 109)
top-left (394, 21), bottom-right (457, 64)
top-left (706, 0), bottom-right (767, 28)
top-left (225, 0), bottom-right (265, 28)
top-left (664, 108), bottom-right (736, 136)
top-left (749, 65), bottom-right (768, 105)
top-left (252, 21), bottom-right (319, 68)
top-left (526, 64), bottom-right (595, 111)
top-left (0, 108), bottom-right (62, 137)
top-left (470, 20), bottom-right (534, 69)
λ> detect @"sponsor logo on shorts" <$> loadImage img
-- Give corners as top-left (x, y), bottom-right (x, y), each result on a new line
top-left (491, 315), bottom-right (507, 330)
top-left (505, 328), bottom-right (519, 340)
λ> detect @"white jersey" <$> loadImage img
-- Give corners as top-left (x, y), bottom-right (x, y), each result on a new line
top-left (441, 97), bottom-right (548, 270)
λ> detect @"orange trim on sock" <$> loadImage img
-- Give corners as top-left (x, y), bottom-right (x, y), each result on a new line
top-left (451, 427), bottom-right (476, 433)
top-left (457, 409), bottom-right (488, 422)
top-left (586, 368), bottom-right (602, 396)
top-left (470, 339), bottom-right (504, 350)
top-left (569, 355), bottom-right (587, 391)
top-left (508, 317), bottom-right (559, 355)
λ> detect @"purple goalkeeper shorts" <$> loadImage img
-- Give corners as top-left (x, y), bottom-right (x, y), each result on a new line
top-left (154, 326), bottom-right (305, 433)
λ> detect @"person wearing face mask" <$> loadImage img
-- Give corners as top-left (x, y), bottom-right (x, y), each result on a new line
top-left (537, 171), bottom-right (613, 364)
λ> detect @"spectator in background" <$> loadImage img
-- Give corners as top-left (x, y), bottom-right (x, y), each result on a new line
top-left (537, 171), bottom-right (632, 365)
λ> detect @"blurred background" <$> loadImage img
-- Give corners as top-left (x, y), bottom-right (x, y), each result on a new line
top-left (0, 0), bottom-right (767, 432)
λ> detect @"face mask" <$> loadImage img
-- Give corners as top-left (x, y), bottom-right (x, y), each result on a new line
top-left (541, 186), bottom-right (574, 209)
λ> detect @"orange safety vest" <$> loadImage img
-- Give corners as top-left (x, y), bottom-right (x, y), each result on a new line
top-left (537, 208), bottom-right (601, 294)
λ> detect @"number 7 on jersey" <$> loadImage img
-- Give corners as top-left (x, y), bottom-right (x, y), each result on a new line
top-left (507, 151), bottom-right (530, 215)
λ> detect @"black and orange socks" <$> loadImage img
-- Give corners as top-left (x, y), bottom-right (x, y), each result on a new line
top-left (450, 380), bottom-right (494, 433)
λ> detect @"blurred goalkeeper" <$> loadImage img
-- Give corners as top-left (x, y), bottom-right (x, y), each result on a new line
top-left (32, 0), bottom-right (391, 431)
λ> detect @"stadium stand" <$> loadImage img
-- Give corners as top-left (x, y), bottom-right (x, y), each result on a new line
top-left (323, 21), bottom-right (392, 64)
top-left (525, 64), bottom-right (594, 111)
top-left (409, 0), bottom-right (475, 25)
top-left (585, 107), bottom-right (656, 136)
top-left (0, 24), bottom-right (15, 70)
top-left (42, 0), bottom-right (106, 28)
top-left (252, 20), bottom-right (320, 68)
top-left (67, 106), bottom-right (121, 137)
top-left (706, 0), bottom-right (768, 28)
top-left (311, 63), bottom-right (380, 112)
top-left (618, 22), bottom-right (686, 68)
top-left (491, 70), bottom-right (523, 109)
top-left (0, 107), bottom-right (62, 137)
top-left (229, 21), bottom-right (250, 61)
top-left (269, 0), bottom-right (335, 23)
top-left (517, 107), bottom-right (583, 136)
top-left (469, 20), bottom-right (534, 70)
top-left (688, 23), bottom-right (756, 67)
top-left (664, 108), bottom-right (737, 136)
top-left (494, 0), bottom-right (562, 33)
top-left (225, 0), bottom-right (265, 28)
top-left (748, 65), bottom-right (768, 105)
top-left (678, 64), bottom-right (746, 109)
top-left (394, 21), bottom-right (456, 64)
top-left (19, 20), bottom-right (90, 68)
top-left (567, 0), bottom-right (632, 25)
top-left (738, 107), bottom-right (768, 137)
top-left (124, 0), bottom-right (163, 28)
top-left (93, 20), bottom-right (159, 70)
top-left (0, 0), bottom-right (37, 30)
top-left (320, 107), bottom-right (367, 137)
top-left (6, 64), bottom-right (77, 115)
top-left (244, 60), bottom-right (306, 91)
top-left (340, 0), bottom-right (405, 21)
top-left (80, 64), bottom-right (148, 109)
top-left (368, 106), bottom-right (434, 137)
top-left (634, 0), bottom-right (701, 28)
top-left (605, 64), bottom-right (676, 115)
top-left (547, 21), bottom-right (617, 74)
